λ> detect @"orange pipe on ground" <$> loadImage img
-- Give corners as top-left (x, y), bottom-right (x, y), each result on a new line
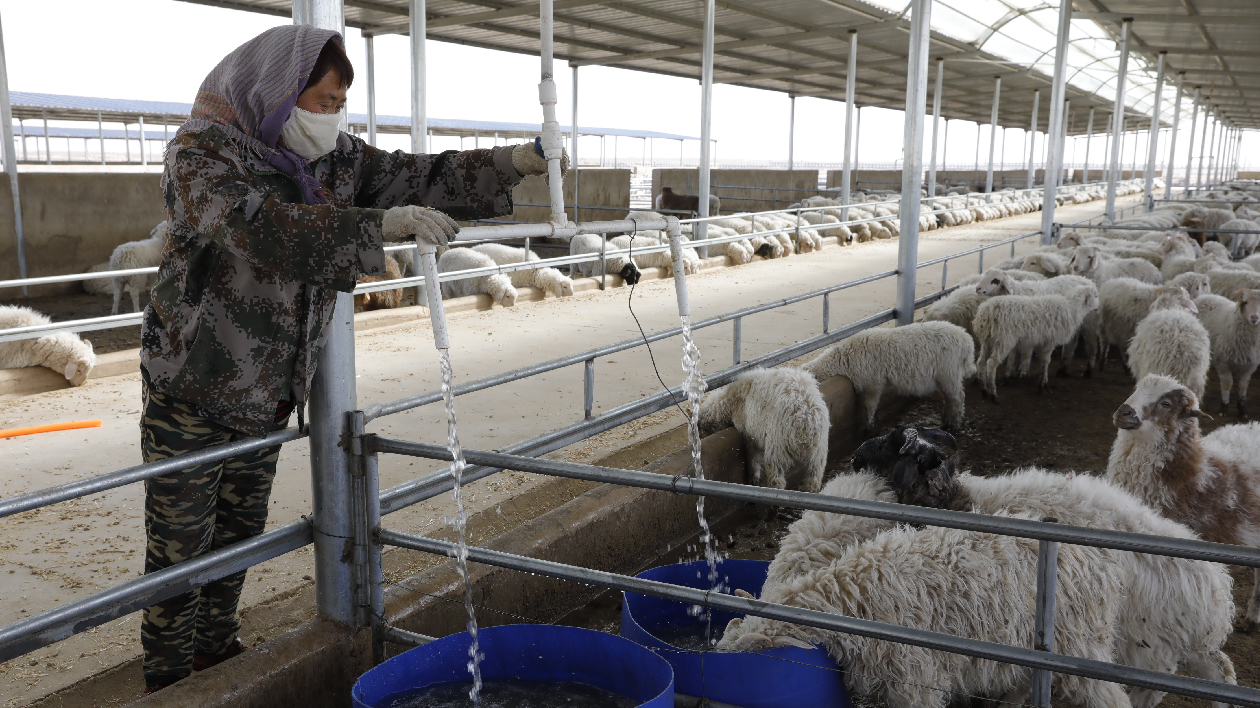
top-left (0, 420), bottom-right (103, 439)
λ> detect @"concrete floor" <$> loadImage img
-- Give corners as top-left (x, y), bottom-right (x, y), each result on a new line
top-left (0, 194), bottom-right (1140, 706)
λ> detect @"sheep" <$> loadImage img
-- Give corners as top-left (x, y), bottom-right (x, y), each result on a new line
top-left (1099, 273), bottom-right (1212, 366)
top-left (844, 428), bottom-right (1237, 707)
top-left (1127, 287), bottom-right (1210, 399)
top-left (973, 286), bottom-right (1099, 401)
top-left (800, 321), bottom-right (975, 430)
top-left (1021, 251), bottom-right (1072, 277)
top-left (1205, 268), bottom-right (1260, 297)
top-left (353, 255), bottom-right (403, 311)
top-left (437, 247), bottom-right (517, 306)
top-left (81, 263), bottom-right (114, 295)
top-left (471, 243), bottom-right (574, 298)
top-left (1182, 207), bottom-right (1239, 245)
top-left (569, 233), bottom-right (641, 285)
top-left (109, 221), bottom-right (168, 315)
top-left (972, 268), bottom-right (1094, 298)
top-left (655, 187), bottom-right (719, 216)
top-left (1107, 374), bottom-right (1260, 630)
top-left (695, 368), bottom-right (828, 493)
top-left (0, 305), bottom-right (96, 386)
top-left (1217, 219), bottom-right (1260, 258)
top-left (720, 517), bottom-right (1131, 708)
top-left (1194, 288), bottom-right (1260, 415)
top-left (383, 241), bottom-right (417, 278)
top-left (927, 273), bottom-right (1050, 342)
top-left (609, 233), bottom-right (700, 275)
top-left (1069, 245), bottom-right (1163, 285)
top-left (1056, 232), bottom-right (1162, 266)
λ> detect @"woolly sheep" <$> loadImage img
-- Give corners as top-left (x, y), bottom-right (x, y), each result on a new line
top-left (1108, 374), bottom-right (1260, 629)
top-left (922, 288), bottom-right (985, 341)
top-left (801, 321), bottom-right (975, 430)
top-left (1098, 272), bottom-right (1211, 366)
top-left (353, 255), bottom-right (403, 311)
top-left (972, 268), bottom-right (1093, 298)
top-left (609, 233), bottom-right (700, 275)
top-left (1127, 287), bottom-right (1210, 399)
top-left (437, 247), bottom-right (517, 306)
top-left (0, 305), bottom-right (96, 385)
top-left (1205, 268), bottom-right (1260, 297)
top-left (1194, 288), bottom-right (1260, 415)
top-left (471, 243), bottom-right (574, 298)
top-left (1069, 245), bottom-right (1163, 285)
top-left (973, 286), bottom-right (1099, 400)
top-left (1218, 219), bottom-right (1260, 257)
top-left (109, 221), bottom-right (167, 315)
top-left (569, 233), bottom-right (641, 285)
top-left (81, 263), bottom-right (114, 295)
top-left (696, 368), bottom-right (828, 492)
top-left (1021, 251), bottom-right (1072, 277)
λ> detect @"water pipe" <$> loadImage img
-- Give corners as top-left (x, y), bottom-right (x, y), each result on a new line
top-left (417, 243), bottom-right (449, 350)
top-left (666, 217), bottom-right (690, 318)
top-left (538, 0), bottom-right (568, 228)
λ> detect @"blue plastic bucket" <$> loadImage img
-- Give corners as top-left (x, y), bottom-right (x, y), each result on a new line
top-left (620, 559), bottom-right (849, 708)
top-left (351, 624), bottom-right (674, 708)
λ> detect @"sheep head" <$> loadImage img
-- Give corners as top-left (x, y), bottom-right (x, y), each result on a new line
top-left (619, 262), bottom-right (642, 285)
top-left (851, 427), bottom-right (962, 510)
top-left (1113, 375), bottom-right (1210, 433)
top-left (1149, 286), bottom-right (1197, 315)
top-left (1056, 233), bottom-right (1083, 250)
top-left (1069, 246), bottom-right (1099, 275)
top-left (1233, 289), bottom-right (1260, 325)
top-left (974, 269), bottom-right (1011, 297)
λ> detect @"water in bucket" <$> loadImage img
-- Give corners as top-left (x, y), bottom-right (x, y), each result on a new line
top-left (376, 678), bottom-right (639, 708)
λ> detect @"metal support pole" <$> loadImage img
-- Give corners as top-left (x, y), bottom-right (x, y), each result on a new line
top-left (41, 109), bottom-right (50, 166)
top-left (1130, 120), bottom-right (1140, 179)
top-left (975, 122), bottom-right (981, 174)
top-left (1026, 90), bottom-right (1040, 189)
top-left (1040, 0), bottom-right (1072, 244)
top-left (138, 115), bottom-right (146, 167)
top-left (985, 77), bottom-right (1001, 199)
top-left (123, 122), bottom-right (130, 164)
top-left (1142, 52), bottom-right (1165, 209)
top-left (840, 30), bottom-right (857, 220)
top-left (696, 0), bottom-right (715, 257)
top-left (583, 359), bottom-right (594, 419)
top-left (1184, 87), bottom-right (1200, 196)
top-left (821, 294), bottom-right (830, 334)
top-left (896, 0), bottom-right (931, 327)
top-left (1200, 116), bottom-right (1216, 190)
top-left (1104, 19), bottom-right (1131, 221)
top-left (1212, 121), bottom-right (1225, 186)
top-left (1165, 72), bottom-right (1183, 190)
top-left (97, 110), bottom-right (104, 165)
top-left (539, 0), bottom-right (566, 225)
top-left (928, 57), bottom-right (944, 198)
top-left (365, 35), bottom-right (377, 146)
top-left (572, 65), bottom-right (579, 223)
top-left (0, 9), bottom-right (26, 293)
top-left (787, 94), bottom-right (795, 172)
top-left (410, 0), bottom-right (427, 153)
top-left (1031, 517), bottom-right (1060, 707)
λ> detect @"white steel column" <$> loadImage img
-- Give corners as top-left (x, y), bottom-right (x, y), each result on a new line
top-left (571, 66), bottom-right (579, 223)
top-left (695, 0), bottom-right (715, 255)
top-left (1184, 87), bottom-right (1200, 196)
top-left (42, 109), bottom-right (50, 166)
top-left (1104, 18), bottom-right (1131, 222)
top-left (0, 8), bottom-right (26, 291)
top-left (299, 0), bottom-right (357, 628)
top-left (410, 0), bottom-right (427, 152)
top-left (1082, 107), bottom-right (1094, 182)
top-left (787, 94), bottom-right (795, 171)
top-left (1039, 0), bottom-right (1073, 243)
top-left (365, 35), bottom-right (377, 146)
top-left (928, 57), bottom-right (943, 198)
top-left (840, 29), bottom-right (857, 219)
top-left (1164, 72), bottom-right (1184, 190)
top-left (97, 110), bottom-right (105, 165)
top-left (985, 76), bottom-right (1001, 199)
top-left (539, 0), bottom-right (566, 224)
top-left (138, 115), bottom-right (146, 167)
top-left (1142, 52), bottom-right (1165, 208)
top-left (1026, 90), bottom-right (1039, 189)
top-left (1199, 113), bottom-right (1215, 190)
top-left (896, 0), bottom-right (931, 326)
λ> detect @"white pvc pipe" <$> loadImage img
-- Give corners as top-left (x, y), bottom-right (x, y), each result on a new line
top-left (0, 8), bottom-right (26, 291)
top-left (417, 244), bottom-right (448, 349)
top-left (365, 35), bottom-right (377, 146)
top-left (928, 57), bottom-right (943, 198)
top-left (1184, 87), bottom-right (1200, 196)
top-left (667, 219), bottom-right (690, 318)
top-left (410, 0), bottom-right (427, 153)
top-left (1039, 0), bottom-right (1073, 243)
top-left (1026, 90), bottom-right (1039, 190)
top-left (1104, 19), bottom-right (1131, 220)
top-left (539, 0), bottom-right (566, 226)
top-left (840, 30), bottom-right (857, 219)
top-left (696, 0), bottom-right (715, 255)
top-left (985, 76), bottom-right (1001, 199)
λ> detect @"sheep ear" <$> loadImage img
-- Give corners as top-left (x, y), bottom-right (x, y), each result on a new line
top-left (890, 458), bottom-right (920, 490)
top-left (83, 339), bottom-right (93, 352)
top-left (1232, 289), bottom-right (1246, 302)
top-left (64, 362), bottom-right (79, 380)
top-left (1183, 407), bottom-right (1214, 421)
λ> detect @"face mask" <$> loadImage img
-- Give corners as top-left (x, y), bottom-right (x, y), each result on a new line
top-left (280, 106), bottom-right (342, 159)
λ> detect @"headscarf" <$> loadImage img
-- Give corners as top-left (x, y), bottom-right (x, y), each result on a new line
top-left (164, 25), bottom-right (342, 204)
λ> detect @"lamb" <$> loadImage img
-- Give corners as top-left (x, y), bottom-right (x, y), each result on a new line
top-left (471, 243), bottom-right (574, 298)
top-left (1098, 273), bottom-right (1212, 366)
top-left (1107, 374), bottom-right (1260, 630)
top-left (1069, 245), bottom-right (1163, 285)
top-left (1127, 287), bottom-right (1210, 399)
top-left (109, 221), bottom-right (168, 315)
top-left (1194, 288), bottom-right (1260, 415)
top-left (569, 233), bottom-right (641, 285)
top-left (800, 321), bottom-right (975, 430)
top-left (353, 255), bottom-right (403, 311)
top-left (437, 247), bottom-right (517, 306)
top-left (695, 367), bottom-right (828, 492)
top-left (0, 305), bottom-right (96, 386)
top-left (655, 187), bottom-right (719, 216)
top-left (922, 288), bottom-right (985, 340)
top-left (973, 286), bottom-right (1099, 400)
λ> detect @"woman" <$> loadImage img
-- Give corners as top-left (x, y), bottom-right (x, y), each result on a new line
top-left (139, 24), bottom-right (563, 694)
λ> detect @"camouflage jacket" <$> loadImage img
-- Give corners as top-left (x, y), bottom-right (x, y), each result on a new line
top-left (141, 125), bottom-right (523, 437)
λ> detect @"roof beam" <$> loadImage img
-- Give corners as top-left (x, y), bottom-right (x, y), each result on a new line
top-left (1075, 12), bottom-right (1260, 26)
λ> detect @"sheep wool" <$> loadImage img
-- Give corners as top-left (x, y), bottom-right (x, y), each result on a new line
top-left (0, 305), bottom-right (96, 385)
top-left (437, 247), bottom-right (518, 307)
top-left (353, 256), bottom-right (403, 311)
top-left (973, 287), bottom-right (1099, 400)
top-left (696, 367), bottom-right (828, 492)
top-left (802, 321), bottom-right (974, 430)
top-left (1127, 287), bottom-right (1210, 399)
top-left (1194, 289), bottom-right (1260, 415)
top-left (569, 233), bottom-right (641, 285)
top-left (1069, 245), bottom-right (1163, 285)
top-left (472, 243), bottom-right (574, 298)
top-left (110, 220), bottom-right (168, 315)
top-left (1099, 273), bottom-right (1211, 365)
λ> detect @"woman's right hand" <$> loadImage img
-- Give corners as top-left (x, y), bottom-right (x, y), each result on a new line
top-left (382, 205), bottom-right (460, 246)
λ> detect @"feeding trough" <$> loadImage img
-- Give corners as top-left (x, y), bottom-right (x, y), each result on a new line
top-left (620, 559), bottom-right (849, 708)
top-left (352, 624), bottom-right (674, 708)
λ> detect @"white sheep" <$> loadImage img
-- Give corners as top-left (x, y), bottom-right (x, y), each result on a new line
top-left (1021, 251), bottom-right (1072, 277)
top-left (569, 233), bottom-right (641, 285)
top-left (801, 321), bottom-right (975, 430)
top-left (0, 305), bottom-right (96, 386)
top-left (82, 263), bottom-right (114, 295)
top-left (1127, 287), bottom-right (1210, 399)
top-left (1069, 245), bottom-right (1163, 285)
top-left (610, 233), bottom-right (700, 276)
top-left (973, 286), bottom-right (1099, 401)
top-left (1108, 374), bottom-right (1260, 630)
top-left (109, 221), bottom-right (168, 315)
top-left (437, 247), bottom-right (517, 306)
top-left (1194, 288), bottom-right (1260, 415)
top-left (696, 368), bottom-right (828, 492)
top-left (1098, 273), bottom-right (1212, 366)
top-left (972, 269), bottom-right (1094, 299)
top-left (1205, 268), bottom-right (1260, 297)
top-left (471, 243), bottom-right (573, 298)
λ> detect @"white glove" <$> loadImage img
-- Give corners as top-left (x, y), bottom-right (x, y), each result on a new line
top-left (512, 140), bottom-right (570, 178)
top-left (381, 205), bottom-right (459, 246)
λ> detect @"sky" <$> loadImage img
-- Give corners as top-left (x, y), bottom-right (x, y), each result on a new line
top-left (1, 0), bottom-right (1253, 170)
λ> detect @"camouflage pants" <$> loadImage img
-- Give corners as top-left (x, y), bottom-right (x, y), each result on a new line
top-left (139, 373), bottom-right (291, 686)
